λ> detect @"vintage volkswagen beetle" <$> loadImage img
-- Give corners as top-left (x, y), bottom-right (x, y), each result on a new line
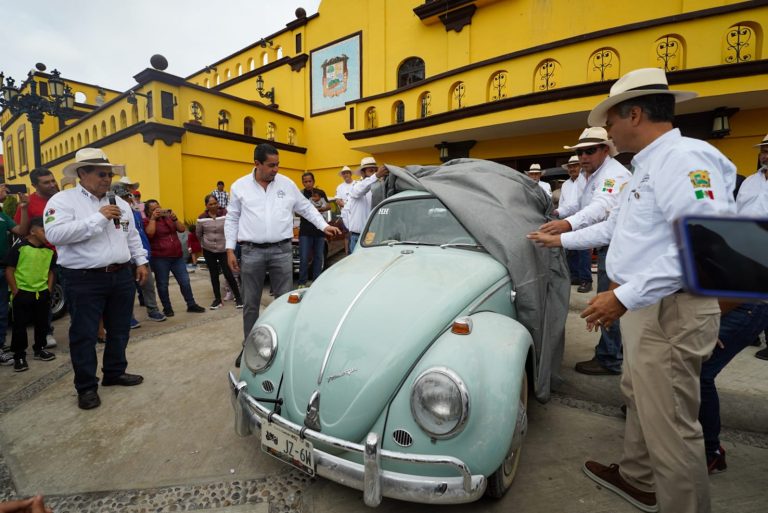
top-left (229, 160), bottom-right (568, 506)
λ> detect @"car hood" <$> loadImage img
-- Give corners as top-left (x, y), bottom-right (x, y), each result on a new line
top-left (281, 245), bottom-right (507, 442)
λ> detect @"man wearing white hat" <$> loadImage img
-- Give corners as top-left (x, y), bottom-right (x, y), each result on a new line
top-left (335, 166), bottom-right (355, 254)
top-left (525, 163), bottom-right (551, 196)
top-left (556, 156), bottom-right (591, 288)
top-left (45, 148), bottom-right (149, 410)
top-left (540, 127), bottom-right (631, 375)
top-left (529, 68), bottom-right (736, 513)
top-left (345, 157), bottom-right (388, 252)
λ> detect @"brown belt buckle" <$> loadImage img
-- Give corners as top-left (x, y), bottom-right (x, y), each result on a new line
top-left (105, 264), bottom-right (120, 272)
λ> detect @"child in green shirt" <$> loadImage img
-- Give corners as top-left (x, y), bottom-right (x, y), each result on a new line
top-left (7, 217), bottom-right (57, 372)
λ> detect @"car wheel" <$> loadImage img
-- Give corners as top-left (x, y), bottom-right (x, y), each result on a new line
top-left (486, 371), bottom-right (528, 498)
top-left (51, 282), bottom-right (67, 320)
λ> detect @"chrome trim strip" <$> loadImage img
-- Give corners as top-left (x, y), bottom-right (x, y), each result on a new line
top-left (317, 254), bottom-right (406, 385)
top-left (229, 372), bottom-right (485, 504)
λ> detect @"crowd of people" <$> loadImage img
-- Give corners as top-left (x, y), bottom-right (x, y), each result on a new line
top-left (1, 66), bottom-right (765, 513)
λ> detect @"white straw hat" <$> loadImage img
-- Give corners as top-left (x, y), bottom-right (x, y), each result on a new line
top-left (526, 163), bottom-right (542, 174)
top-left (61, 148), bottom-right (125, 179)
top-left (754, 133), bottom-right (768, 147)
top-left (356, 156), bottom-right (378, 175)
top-left (564, 127), bottom-right (618, 157)
top-left (338, 165), bottom-right (352, 176)
top-left (588, 68), bottom-right (696, 126)
top-left (561, 155), bottom-right (580, 170)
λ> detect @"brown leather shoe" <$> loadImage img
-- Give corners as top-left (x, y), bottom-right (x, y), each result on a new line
top-left (575, 358), bottom-right (621, 375)
top-left (577, 281), bottom-right (593, 293)
top-left (583, 461), bottom-right (658, 513)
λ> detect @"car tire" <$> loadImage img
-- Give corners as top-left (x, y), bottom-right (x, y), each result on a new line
top-left (486, 371), bottom-right (528, 498)
top-left (50, 282), bottom-right (67, 320)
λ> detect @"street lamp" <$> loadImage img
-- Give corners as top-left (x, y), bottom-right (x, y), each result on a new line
top-left (0, 64), bottom-right (75, 168)
top-left (255, 74), bottom-right (276, 106)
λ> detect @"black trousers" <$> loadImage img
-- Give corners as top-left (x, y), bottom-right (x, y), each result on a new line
top-left (203, 249), bottom-right (241, 302)
top-left (11, 289), bottom-right (51, 357)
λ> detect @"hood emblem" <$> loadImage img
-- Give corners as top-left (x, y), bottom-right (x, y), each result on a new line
top-left (304, 390), bottom-right (321, 431)
top-left (327, 368), bottom-right (358, 383)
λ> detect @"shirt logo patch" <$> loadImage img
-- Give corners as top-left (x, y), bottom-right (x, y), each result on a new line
top-left (689, 170), bottom-right (715, 200)
top-left (277, 190), bottom-right (285, 199)
top-left (601, 178), bottom-right (615, 193)
top-left (45, 216), bottom-right (55, 224)
top-left (45, 208), bottom-right (55, 216)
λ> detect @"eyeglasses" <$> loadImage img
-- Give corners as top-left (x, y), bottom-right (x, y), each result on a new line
top-left (93, 171), bottom-right (116, 179)
top-left (575, 147), bottom-right (600, 156)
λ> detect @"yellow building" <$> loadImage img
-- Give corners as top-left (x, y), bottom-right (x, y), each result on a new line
top-left (2, 0), bottom-right (767, 221)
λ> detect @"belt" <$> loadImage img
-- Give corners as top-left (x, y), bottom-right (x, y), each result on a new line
top-left (241, 239), bottom-right (291, 249)
top-left (349, 232), bottom-right (360, 236)
top-left (65, 262), bottom-right (131, 273)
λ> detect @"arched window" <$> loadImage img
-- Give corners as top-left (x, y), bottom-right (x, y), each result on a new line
top-left (392, 101), bottom-right (405, 124)
top-left (534, 58), bottom-right (561, 91)
top-left (244, 117), bottom-right (254, 137)
top-left (248, 58), bottom-right (255, 71)
top-left (398, 57), bottom-right (425, 88)
top-left (74, 91), bottom-right (87, 103)
top-left (218, 109), bottom-right (231, 131)
top-left (450, 82), bottom-right (465, 110)
top-left (69, 137), bottom-right (74, 152)
top-left (236, 63), bottom-right (243, 76)
top-left (488, 71), bottom-right (508, 102)
top-left (654, 35), bottom-right (685, 72)
top-left (588, 48), bottom-right (620, 82)
top-left (64, 140), bottom-right (69, 154)
top-left (225, 69), bottom-right (231, 80)
top-left (365, 107), bottom-right (378, 129)
top-left (120, 110), bottom-right (128, 129)
top-left (85, 130), bottom-right (90, 145)
top-left (723, 23), bottom-right (760, 64)
top-left (110, 115), bottom-right (117, 134)
top-left (189, 102), bottom-right (204, 123)
top-left (204, 78), bottom-right (210, 88)
top-left (276, 47), bottom-right (284, 59)
top-left (101, 120), bottom-right (108, 137)
top-left (266, 122), bottom-right (276, 141)
top-left (262, 52), bottom-right (269, 66)
top-left (287, 128), bottom-right (297, 145)
top-left (131, 104), bottom-right (139, 124)
top-left (418, 92), bottom-right (431, 118)
top-left (17, 127), bottom-right (28, 170)
top-left (215, 74), bottom-right (221, 86)
top-left (76, 133), bottom-right (82, 148)
top-left (92, 125), bottom-right (98, 142)
top-left (5, 137), bottom-right (15, 177)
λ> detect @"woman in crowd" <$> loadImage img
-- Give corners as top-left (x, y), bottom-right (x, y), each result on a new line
top-left (143, 200), bottom-right (205, 316)
top-left (197, 194), bottom-right (243, 309)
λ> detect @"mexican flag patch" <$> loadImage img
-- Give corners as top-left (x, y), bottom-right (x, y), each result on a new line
top-left (689, 170), bottom-right (715, 200)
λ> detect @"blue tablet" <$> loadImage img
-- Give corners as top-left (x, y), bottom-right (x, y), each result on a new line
top-left (675, 215), bottom-right (768, 301)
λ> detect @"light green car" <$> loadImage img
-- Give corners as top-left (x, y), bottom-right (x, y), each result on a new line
top-left (229, 190), bottom-right (539, 506)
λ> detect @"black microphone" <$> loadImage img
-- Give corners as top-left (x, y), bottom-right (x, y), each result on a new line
top-left (106, 191), bottom-right (120, 228)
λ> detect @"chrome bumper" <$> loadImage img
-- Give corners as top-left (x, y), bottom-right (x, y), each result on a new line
top-left (228, 372), bottom-right (486, 506)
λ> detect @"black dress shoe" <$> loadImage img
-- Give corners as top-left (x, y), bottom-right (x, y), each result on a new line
top-left (163, 308), bottom-right (175, 317)
top-left (577, 281), bottom-right (593, 293)
top-left (78, 389), bottom-right (101, 410)
top-left (235, 349), bottom-right (243, 368)
top-left (102, 373), bottom-right (144, 386)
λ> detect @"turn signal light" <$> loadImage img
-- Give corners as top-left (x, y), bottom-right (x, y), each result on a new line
top-left (451, 317), bottom-right (473, 335)
top-left (287, 292), bottom-right (303, 304)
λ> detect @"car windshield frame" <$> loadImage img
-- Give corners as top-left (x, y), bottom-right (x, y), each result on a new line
top-left (360, 195), bottom-right (482, 249)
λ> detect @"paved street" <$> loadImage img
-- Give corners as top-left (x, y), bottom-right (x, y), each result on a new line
top-left (0, 264), bottom-right (766, 512)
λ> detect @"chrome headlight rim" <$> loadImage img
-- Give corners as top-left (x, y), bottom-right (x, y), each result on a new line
top-left (244, 324), bottom-right (278, 374)
top-left (410, 366), bottom-right (470, 440)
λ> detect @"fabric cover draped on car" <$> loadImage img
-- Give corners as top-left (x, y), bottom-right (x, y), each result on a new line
top-left (374, 158), bottom-right (570, 402)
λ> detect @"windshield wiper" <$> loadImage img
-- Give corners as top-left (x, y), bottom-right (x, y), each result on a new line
top-left (439, 243), bottom-right (485, 251)
top-left (377, 240), bottom-right (436, 247)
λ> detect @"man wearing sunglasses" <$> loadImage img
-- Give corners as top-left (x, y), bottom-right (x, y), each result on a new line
top-left (537, 127), bottom-right (631, 376)
top-left (45, 148), bottom-right (149, 410)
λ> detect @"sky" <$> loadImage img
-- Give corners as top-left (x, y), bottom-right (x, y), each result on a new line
top-left (1, 0), bottom-right (322, 92)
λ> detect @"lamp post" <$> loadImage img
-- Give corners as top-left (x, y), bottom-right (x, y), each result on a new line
top-left (256, 74), bottom-right (276, 107)
top-left (0, 66), bottom-right (75, 168)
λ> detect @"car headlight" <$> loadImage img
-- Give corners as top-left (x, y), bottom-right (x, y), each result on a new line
top-left (244, 325), bottom-right (277, 373)
top-left (410, 367), bottom-right (469, 439)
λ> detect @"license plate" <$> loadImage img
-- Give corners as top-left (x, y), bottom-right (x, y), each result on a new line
top-left (261, 422), bottom-right (316, 476)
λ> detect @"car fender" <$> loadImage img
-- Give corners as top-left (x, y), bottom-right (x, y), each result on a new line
top-left (379, 311), bottom-right (533, 478)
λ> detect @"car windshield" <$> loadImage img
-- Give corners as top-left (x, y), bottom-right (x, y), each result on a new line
top-left (362, 197), bottom-right (480, 248)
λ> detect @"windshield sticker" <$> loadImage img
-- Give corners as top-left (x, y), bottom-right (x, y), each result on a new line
top-left (365, 232), bottom-right (376, 244)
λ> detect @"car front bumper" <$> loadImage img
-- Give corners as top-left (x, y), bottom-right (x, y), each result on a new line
top-left (228, 372), bottom-right (486, 506)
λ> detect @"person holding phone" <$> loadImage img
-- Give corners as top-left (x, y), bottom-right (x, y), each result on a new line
top-left (143, 200), bottom-right (205, 317)
top-left (0, 185), bottom-right (29, 367)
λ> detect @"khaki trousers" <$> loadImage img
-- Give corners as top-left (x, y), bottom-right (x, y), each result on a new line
top-left (618, 293), bottom-right (720, 513)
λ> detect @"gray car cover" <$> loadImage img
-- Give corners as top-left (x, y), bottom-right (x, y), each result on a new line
top-left (374, 158), bottom-right (570, 402)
